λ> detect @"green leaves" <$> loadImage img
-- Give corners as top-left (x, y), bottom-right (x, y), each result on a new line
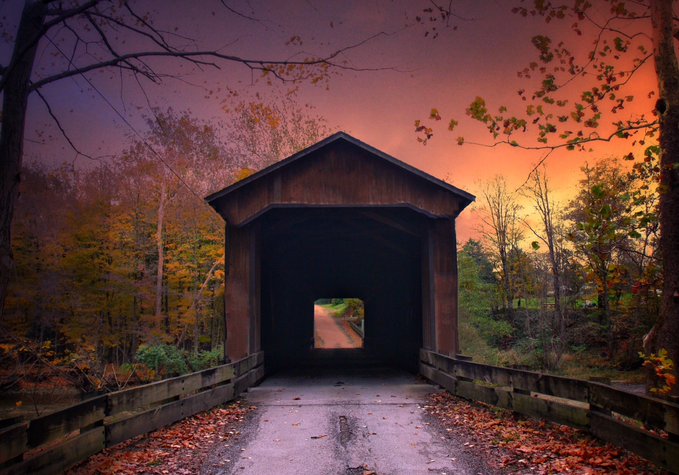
top-left (467, 96), bottom-right (489, 121)
top-left (531, 35), bottom-right (554, 62)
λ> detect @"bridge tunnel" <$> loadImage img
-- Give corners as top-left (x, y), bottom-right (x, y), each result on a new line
top-left (259, 207), bottom-right (424, 371)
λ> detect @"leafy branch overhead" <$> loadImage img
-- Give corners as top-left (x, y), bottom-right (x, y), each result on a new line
top-left (415, 0), bottom-right (679, 397)
top-left (415, 1), bottom-right (663, 151)
top-left (1, 1), bottom-right (388, 95)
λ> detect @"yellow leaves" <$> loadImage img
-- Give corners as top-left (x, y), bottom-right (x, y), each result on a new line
top-left (285, 35), bottom-right (303, 46)
top-left (429, 108), bottom-right (442, 121)
top-left (414, 119), bottom-right (434, 144)
top-left (640, 348), bottom-right (676, 395)
top-left (466, 96), bottom-right (489, 122)
top-left (235, 168), bottom-right (256, 182)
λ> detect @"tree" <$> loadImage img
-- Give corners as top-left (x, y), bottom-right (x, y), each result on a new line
top-left (416, 0), bottom-right (679, 394)
top-left (458, 240), bottom-right (511, 356)
top-left (223, 95), bottom-right (332, 173)
top-left (623, 146), bottom-right (661, 305)
top-left (119, 109), bottom-right (226, 341)
top-left (0, 0), bottom-right (377, 321)
top-left (565, 159), bottom-right (633, 326)
top-left (4, 99), bottom-right (331, 368)
top-left (522, 166), bottom-right (568, 360)
top-left (478, 176), bottom-right (523, 320)
top-left (460, 239), bottom-right (496, 285)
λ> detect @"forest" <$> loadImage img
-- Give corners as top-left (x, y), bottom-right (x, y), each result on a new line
top-left (457, 151), bottom-right (670, 393)
top-left (0, 98), bottom-right (331, 417)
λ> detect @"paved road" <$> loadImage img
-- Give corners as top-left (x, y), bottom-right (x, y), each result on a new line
top-left (314, 305), bottom-right (362, 349)
top-left (209, 368), bottom-right (495, 475)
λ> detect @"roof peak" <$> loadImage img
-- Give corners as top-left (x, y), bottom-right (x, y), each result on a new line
top-left (205, 131), bottom-right (474, 205)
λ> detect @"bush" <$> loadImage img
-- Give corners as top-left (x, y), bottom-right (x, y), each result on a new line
top-left (188, 347), bottom-right (223, 372)
top-left (135, 344), bottom-right (188, 377)
top-left (458, 320), bottom-right (500, 365)
top-left (472, 314), bottom-right (514, 348)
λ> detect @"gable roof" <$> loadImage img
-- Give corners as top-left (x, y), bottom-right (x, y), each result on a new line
top-left (205, 131), bottom-right (475, 206)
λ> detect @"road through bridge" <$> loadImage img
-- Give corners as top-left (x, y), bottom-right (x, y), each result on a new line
top-left (209, 367), bottom-right (493, 475)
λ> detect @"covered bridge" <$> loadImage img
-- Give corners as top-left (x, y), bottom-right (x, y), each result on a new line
top-left (206, 132), bottom-right (474, 371)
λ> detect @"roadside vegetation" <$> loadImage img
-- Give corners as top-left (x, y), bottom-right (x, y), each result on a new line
top-left (458, 158), bottom-right (666, 390)
top-left (0, 100), bottom-right (330, 420)
top-left (316, 298), bottom-right (364, 321)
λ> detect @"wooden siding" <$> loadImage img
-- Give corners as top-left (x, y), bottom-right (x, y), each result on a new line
top-left (225, 224), bottom-right (258, 361)
top-left (212, 143), bottom-right (463, 226)
top-left (432, 219), bottom-right (458, 356)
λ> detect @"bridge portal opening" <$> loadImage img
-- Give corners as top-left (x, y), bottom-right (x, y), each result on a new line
top-left (313, 298), bottom-right (365, 349)
top-left (259, 208), bottom-right (425, 371)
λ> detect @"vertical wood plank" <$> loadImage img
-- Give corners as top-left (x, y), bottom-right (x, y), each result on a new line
top-left (431, 219), bottom-right (458, 356)
top-left (225, 224), bottom-right (252, 361)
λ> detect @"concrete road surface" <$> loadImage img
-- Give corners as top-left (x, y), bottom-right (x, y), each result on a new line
top-left (206, 368), bottom-right (496, 475)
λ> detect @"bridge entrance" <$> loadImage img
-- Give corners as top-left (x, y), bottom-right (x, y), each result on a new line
top-left (206, 132), bottom-right (474, 372)
top-left (260, 207), bottom-right (423, 370)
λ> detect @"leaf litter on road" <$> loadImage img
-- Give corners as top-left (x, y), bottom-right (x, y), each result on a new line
top-left (68, 400), bottom-right (254, 474)
top-left (425, 392), bottom-right (668, 474)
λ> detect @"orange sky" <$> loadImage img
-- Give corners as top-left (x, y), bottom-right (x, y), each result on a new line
top-left (2, 0), bottom-right (658, 243)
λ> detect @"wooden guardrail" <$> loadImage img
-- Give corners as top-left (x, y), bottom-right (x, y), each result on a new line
top-left (420, 348), bottom-right (679, 473)
top-left (0, 352), bottom-right (264, 475)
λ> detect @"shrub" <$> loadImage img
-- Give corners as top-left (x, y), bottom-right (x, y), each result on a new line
top-left (135, 344), bottom-right (188, 377)
top-left (188, 347), bottom-right (223, 372)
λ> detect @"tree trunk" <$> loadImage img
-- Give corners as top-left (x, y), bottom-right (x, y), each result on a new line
top-left (0, 1), bottom-right (47, 321)
top-left (154, 172), bottom-right (167, 334)
top-left (598, 272), bottom-right (610, 326)
top-left (500, 251), bottom-right (514, 320)
top-left (652, 0), bottom-right (679, 397)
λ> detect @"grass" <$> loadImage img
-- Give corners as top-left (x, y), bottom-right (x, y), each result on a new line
top-left (317, 301), bottom-right (349, 317)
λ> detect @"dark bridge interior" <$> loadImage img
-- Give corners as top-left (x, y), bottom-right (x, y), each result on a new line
top-left (260, 207), bottom-right (424, 371)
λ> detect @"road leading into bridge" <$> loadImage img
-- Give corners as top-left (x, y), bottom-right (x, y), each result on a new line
top-left (206, 368), bottom-right (497, 475)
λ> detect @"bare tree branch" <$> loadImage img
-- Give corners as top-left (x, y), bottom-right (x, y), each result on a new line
top-left (28, 29), bottom-right (391, 91)
top-left (34, 88), bottom-right (98, 161)
top-left (463, 120), bottom-right (659, 152)
top-left (220, 0), bottom-right (261, 23)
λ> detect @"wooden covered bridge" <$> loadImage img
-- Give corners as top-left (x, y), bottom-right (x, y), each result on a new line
top-left (205, 131), bottom-right (474, 370)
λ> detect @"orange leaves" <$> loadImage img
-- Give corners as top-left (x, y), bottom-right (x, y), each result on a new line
top-left (414, 119), bottom-right (434, 144)
top-left (70, 401), bottom-right (253, 474)
top-left (426, 392), bottom-right (663, 474)
top-left (640, 349), bottom-right (676, 396)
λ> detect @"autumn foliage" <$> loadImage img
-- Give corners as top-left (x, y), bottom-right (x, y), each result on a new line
top-left (426, 392), bottom-right (667, 474)
top-left (68, 401), bottom-right (253, 475)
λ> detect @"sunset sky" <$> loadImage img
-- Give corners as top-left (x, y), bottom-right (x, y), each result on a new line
top-left (0, 0), bottom-right (657, 242)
